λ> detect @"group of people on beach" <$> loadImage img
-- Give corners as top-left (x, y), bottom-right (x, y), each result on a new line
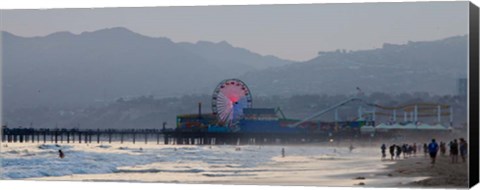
top-left (381, 143), bottom-right (418, 160)
top-left (443, 138), bottom-right (468, 163)
top-left (381, 137), bottom-right (468, 165)
top-left (423, 138), bottom-right (468, 165)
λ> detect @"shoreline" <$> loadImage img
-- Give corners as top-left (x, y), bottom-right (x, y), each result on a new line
top-left (2, 143), bottom-right (469, 188)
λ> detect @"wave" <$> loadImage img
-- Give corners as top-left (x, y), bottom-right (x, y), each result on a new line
top-left (202, 173), bottom-right (257, 177)
top-left (97, 145), bottom-right (112, 149)
top-left (116, 168), bottom-right (205, 173)
top-left (2, 145), bottom-right (350, 180)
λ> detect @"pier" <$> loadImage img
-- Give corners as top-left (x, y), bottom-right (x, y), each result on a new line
top-left (1, 126), bottom-right (364, 145)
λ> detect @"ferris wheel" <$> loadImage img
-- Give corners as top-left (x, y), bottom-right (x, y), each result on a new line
top-left (212, 79), bottom-right (252, 126)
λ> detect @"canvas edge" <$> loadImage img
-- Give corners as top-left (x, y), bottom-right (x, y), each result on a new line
top-left (469, 1), bottom-right (480, 188)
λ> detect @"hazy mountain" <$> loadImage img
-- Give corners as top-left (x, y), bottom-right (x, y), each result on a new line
top-left (177, 40), bottom-right (292, 70)
top-left (2, 27), bottom-right (467, 112)
top-left (240, 35), bottom-right (468, 96)
top-left (2, 27), bottom-right (293, 109)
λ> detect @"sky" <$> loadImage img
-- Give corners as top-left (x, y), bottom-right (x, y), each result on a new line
top-left (0, 1), bottom-right (469, 61)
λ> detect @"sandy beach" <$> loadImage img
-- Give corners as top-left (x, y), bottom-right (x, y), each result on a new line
top-left (0, 142), bottom-right (469, 188)
top-left (385, 153), bottom-right (468, 188)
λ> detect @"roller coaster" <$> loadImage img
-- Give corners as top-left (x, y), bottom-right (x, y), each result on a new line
top-left (289, 95), bottom-right (452, 128)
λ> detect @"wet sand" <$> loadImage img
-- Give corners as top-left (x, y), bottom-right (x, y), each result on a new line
top-left (384, 153), bottom-right (468, 188)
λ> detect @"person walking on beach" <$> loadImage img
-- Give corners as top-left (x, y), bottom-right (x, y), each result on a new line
top-left (389, 144), bottom-right (395, 160)
top-left (349, 144), bottom-right (354, 153)
top-left (408, 145), bottom-right (414, 157)
top-left (459, 138), bottom-right (467, 163)
top-left (281, 148), bottom-right (285, 158)
top-left (443, 142), bottom-right (448, 156)
top-left (440, 141), bottom-right (446, 156)
top-left (412, 143), bottom-right (417, 156)
top-left (381, 144), bottom-right (386, 160)
top-left (395, 145), bottom-right (402, 159)
top-left (58, 149), bottom-right (65, 159)
top-left (428, 139), bottom-right (439, 165)
top-left (448, 141), bottom-right (453, 156)
top-left (401, 144), bottom-right (407, 159)
top-left (423, 143), bottom-right (428, 157)
top-left (450, 139), bottom-right (459, 164)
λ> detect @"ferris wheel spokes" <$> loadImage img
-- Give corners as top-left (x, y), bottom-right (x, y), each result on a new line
top-left (212, 79), bottom-right (253, 127)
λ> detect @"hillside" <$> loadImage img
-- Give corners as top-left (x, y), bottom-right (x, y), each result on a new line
top-left (2, 27), bottom-right (292, 109)
top-left (240, 35), bottom-right (467, 96)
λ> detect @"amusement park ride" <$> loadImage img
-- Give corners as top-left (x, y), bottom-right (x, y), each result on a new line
top-left (211, 79), bottom-right (253, 126)
top-left (176, 78), bottom-right (453, 134)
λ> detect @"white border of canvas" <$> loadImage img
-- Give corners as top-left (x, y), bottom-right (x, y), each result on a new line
top-left (0, 1), bottom-right (478, 190)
